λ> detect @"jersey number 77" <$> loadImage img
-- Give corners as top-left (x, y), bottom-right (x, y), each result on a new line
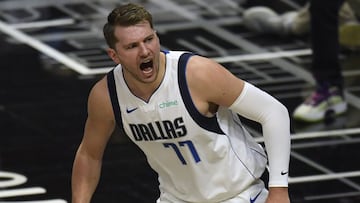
top-left (163, 140), bottom-right (201, 165)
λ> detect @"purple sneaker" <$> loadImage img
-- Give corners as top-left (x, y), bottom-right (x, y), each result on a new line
top-left (293, 86), bottom-right (347, 122)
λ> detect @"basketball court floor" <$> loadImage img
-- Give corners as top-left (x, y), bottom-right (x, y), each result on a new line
top-left (1, 0), bottom-right (360, 202)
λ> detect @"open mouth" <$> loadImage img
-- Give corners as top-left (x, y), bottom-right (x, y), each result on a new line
top-left (140, 60), bottom-right (153, 72)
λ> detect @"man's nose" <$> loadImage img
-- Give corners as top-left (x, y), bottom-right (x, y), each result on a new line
top-left (139, 43), bottom-right (149, 57)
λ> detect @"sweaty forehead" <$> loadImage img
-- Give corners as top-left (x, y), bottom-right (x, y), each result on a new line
top-left (114, 22), bottom-right (153, 44)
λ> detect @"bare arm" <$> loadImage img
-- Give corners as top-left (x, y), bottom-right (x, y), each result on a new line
top-left (72, 77), bottom-right (115, 203)
top-left (185, 55), bottom-right (244, 114)
top-left (187, 56), bottom-right (290, 203)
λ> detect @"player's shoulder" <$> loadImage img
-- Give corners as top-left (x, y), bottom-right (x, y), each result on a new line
top-left (186, 54), bottom-right (221, 78)
top-left (86, 74), bottom-right (115, 120)
top-left (165, 50), bottom-right (220, 80)
top-left (88, 75), bottom-right (110, 104)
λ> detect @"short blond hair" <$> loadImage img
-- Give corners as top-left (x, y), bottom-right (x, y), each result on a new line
top-left (103, 3), bottom-right (153, 49)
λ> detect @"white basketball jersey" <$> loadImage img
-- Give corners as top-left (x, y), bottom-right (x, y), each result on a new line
top-left (107, 51), bottom-right (267, 202)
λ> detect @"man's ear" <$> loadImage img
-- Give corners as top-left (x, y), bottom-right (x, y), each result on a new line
top-left (107, 48), bottom-right (120, 64)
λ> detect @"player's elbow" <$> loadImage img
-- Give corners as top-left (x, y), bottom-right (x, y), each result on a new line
top-left (264, 100), bottom-right (290, 125)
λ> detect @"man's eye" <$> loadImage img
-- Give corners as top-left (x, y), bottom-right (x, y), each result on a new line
top-left (127, 44), bottom-right (137, 49)
top-left (146, 37), bottom-right (153, 42)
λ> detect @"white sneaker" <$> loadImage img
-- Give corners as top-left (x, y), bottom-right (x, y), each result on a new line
top-left (293, 87), bottom-right (347, 122)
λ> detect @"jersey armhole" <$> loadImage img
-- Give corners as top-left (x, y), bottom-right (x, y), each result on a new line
top-left (177, 53), bottom-right (225, 135)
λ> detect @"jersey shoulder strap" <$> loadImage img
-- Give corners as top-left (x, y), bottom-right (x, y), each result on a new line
top-left (106, 69), bottom-right (126, 134)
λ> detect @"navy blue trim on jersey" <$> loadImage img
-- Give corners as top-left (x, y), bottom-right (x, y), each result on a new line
top-left (107, 69), bottom-right (125, 132)
top-left (178, 53), bottom-right (225, 135)
top-left (162, 49), bottom-right (170, 54)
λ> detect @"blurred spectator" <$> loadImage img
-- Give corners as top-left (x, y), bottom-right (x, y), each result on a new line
top-left (242, 1), bottom-right (360, 50)
top-left (242, 0), bottom-right (359, 122)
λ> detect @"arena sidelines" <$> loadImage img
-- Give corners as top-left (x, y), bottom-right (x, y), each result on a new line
top-left (1, 19), bottom-right (360, 186)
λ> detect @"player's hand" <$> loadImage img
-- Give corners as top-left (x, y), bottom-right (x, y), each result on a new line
top-left (265, 187), bottom-right (290, 203)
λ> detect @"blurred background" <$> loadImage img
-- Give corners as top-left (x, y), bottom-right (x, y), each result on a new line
top-left (1, 0), bottom-right (360, 202)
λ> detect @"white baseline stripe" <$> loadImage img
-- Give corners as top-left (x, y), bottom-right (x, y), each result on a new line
top-left (305, 191), bottom-right (360, 201)
top-left (0, 20), bottom-right (91, 75)
top-left (254, 127), bottom-right (360, 143)
top-left (11, 19), bottom-right (75, 29)
top-left (289, 170), bottom-right (360, 184)
top-left (212, 49), bottom-right (312, 63)
top-left (0, 187), bottom-right (45, 198)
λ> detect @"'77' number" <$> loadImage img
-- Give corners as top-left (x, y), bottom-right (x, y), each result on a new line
top-left (163, 140), bottom-right (201, 165)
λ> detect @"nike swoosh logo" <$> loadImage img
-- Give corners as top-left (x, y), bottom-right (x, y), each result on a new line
top-left (281, 171), bottom-right (288, 175)
top-left (126, 107), bottom-right (138, 113)
top-left (250, 190), bottom-right (262, 203)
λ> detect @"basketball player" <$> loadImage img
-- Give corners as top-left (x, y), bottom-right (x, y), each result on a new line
top-left (71, 3), bottom-right (291, 203)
